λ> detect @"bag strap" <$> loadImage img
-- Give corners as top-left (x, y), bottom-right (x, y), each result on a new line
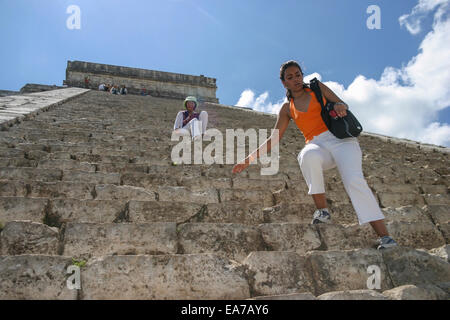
top-left (309, 78), bottom-right (326, 110)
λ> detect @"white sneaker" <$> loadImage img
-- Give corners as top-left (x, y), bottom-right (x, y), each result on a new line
top-left (311, 209), bottom-right (331, 224)
top-left (377, 236), bottom-right (398, 250)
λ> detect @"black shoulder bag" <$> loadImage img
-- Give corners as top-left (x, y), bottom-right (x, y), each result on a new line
top-left (309, 78), bottom-right (363, 139)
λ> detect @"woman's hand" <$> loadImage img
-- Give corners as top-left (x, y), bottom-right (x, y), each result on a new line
top-left (334, 103), bottom-right (348, 117)
top-left (232, 161), bottom-right (249, 174)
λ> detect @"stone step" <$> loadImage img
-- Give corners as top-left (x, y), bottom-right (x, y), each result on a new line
top-left (378, 192), bottom-right (425, 207)
top-left (96, 162), bottom-right (148, 174)
top-left (62, 222), bottom-right (178, 259)
top-left (62, 170), bottom-right (120, 185)
top-left (0, 197), bottom-right (265, 225)
top-left (0, 196), bottom-right (48, 223)
top-left (0, 157), bottom-right (38, 168)
top-left (38, 159), bottom-right (96, 172)
top-left (423, 193), bottom-right (450, 206)
top-left (0, 180), bottom-right (27, 197)
top-left (381, 284), bottom-right (449, 300)
top-left (316, 289), bottom-right (389, 300)
top-left (219, 188), bottom-right (274, 207)
top-left (177, 223), bottom-right (265, 262)
top-left (47, 143), bottom-right (92, 154)
top-left (4, 217), bottom-right (445, 264)
top-left (0, 167), bottom-right (62, 182)
top-left (127, 200), bottom-right (205, 223)
top-left (0, 147), bottom-right (26, 158)
top-left (28, 181), bottom-right (95, 200)
top-left (94, 184), bottom-right (156, 201)
top-left (156, 186), bottom-right (219, 203)
top-left (243, 247), bottom-right (450, 297)
top-left (0, 255), bottom-right (77, 300)
top-left (0, 220), bottom-right (59, 255)
top-left (316, 221), bottom-right (446, 251)
top-left (78, 253), bottom-right (251, 299)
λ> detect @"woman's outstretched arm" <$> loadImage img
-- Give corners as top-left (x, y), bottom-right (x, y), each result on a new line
top-left (232, 103), bottom-right (291, 174)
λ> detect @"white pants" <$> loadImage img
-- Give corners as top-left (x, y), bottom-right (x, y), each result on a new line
top-left (173, 111), bottom-right (208, 139)
top-left (298, 130), bottom-right (385, 225)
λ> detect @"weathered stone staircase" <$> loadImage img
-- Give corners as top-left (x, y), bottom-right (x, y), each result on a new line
top-left (0, 89), bottom-right (449, 300)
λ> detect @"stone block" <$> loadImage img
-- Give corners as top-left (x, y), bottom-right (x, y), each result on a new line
top-left (205, 201), bottom-right (265, 224)
top-left (438, 222), bottom-right (450, 242)
top-left (258, 223), bottom-right (322, 255)
top-left (386, 221), bottom-right (446, 249)
top-left (423, 194), bottom-right (450, 206)
top-left (272, 189), bottom-right (314, 205)
top-left (157, 186), bottom-right (219, 204)
top-left (261, 202), bottom-right (316, 224)
top-left (306, 249), bottom-right (393, 295)
top-left (378, 192), bottom-right (424, 208)
top-left (428, 244), bottom-right (450, 263)
top-left (422, 205), bottom-right (449, 225)
top-left (0, 221), bottom-right (59, 255)
top-left (242, 251), bottom-right (315, 296)
top-left (121, 172), bottom-right (178, 188)
top-left (0, 255), bottom-right (76, 300)
top-left (220, 189), bottom-right (273, 207)
top-left (38, 159), bottom-right (96, 172)
top-left (420, 184), bottom-right (448, 194)
top-left (0, 148), bottom-right (25, 158)
top-left (370, 183), bottom-right (419, 194)
top-left (232, 177), bottom-right (285, 191)
top-left (316, 223), bottom-right (378, 251)
top-left (95, 184), bottom-right (155, 201)
top-left (81, 254), bottom-right (250, 299)
top-left (0, 180), bottom-right (27, 197)
top-left (29, 181), bottom-right (94, 199)
top-left (50, 199), bottom-right (125, 223)
top-left (127, 200), bottom-right (203, 223)
top-left (382, 205), bottom-right (432, 223)
top-left (382, 284), bottom-right (448, 300)
top-left (178, 223), bottom-right (264, 262)
top-left (0, 167), bottom-right (62, 182)
top-left (0, 197), bottom-right (47, 223)
top-left (63, 222), bottom-right (177, 258)
top-left (178, 176), bottom-right (232, 191)
top-left (381, 247), bottom-right (450, 287)
top-left (317, 289), bottom-right (389, 300)
top-left (249, 292), bottom-right (317, 300)
top-left (0, 158), bottom-right (38, 168)
top-left (62, 171), bottom-right (120, 185)
top-left (96, 163), bottom-right (148, 174)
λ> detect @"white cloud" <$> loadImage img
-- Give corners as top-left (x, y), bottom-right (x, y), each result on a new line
top-left (399, 0), bottom-right (449, 34)
top-left (236, 89), bottom-right (286, 115)
top-left (235, 0), bottom-right (450, 147)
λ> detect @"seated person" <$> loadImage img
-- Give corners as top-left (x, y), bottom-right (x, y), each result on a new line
top-left (98, 83), bottom-right (106, 91)
top-left (110, 85), bottom-right (119, 94)
top-left (173, 96), bottom-right (208, 139)
top-left (120, 85), bottom-right (128, 95)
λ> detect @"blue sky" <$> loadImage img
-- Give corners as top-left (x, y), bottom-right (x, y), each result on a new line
top-left (1, 0), bottom-right (449, 146)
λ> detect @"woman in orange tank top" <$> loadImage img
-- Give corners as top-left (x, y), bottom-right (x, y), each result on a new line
top-left (232, 60), bottom-right (397, 250)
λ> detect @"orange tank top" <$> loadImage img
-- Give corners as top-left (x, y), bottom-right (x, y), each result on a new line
top-left (290, 88), bottom-right (328, 143)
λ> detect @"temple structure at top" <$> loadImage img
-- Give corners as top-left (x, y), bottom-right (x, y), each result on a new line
top-left (64, 60), bottom-right (219, 103)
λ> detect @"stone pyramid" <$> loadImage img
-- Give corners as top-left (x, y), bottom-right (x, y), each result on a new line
top-left (0, 88), bottom-right (449, 300)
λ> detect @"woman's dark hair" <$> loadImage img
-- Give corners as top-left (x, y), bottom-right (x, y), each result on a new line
top-left (280, 60), bottom-right (308, 101)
